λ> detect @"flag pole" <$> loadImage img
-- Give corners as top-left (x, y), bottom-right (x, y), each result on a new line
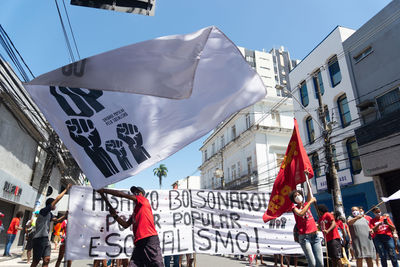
top-left (365, 200), bottom-right (385, 215)
top-left (305, 171), bottom-right (329, 267)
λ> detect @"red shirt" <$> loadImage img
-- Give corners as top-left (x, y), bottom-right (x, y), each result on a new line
top-left (369, 216), bottom-right (394, 237)
top-left (292, 202), bottom-right (318, 234)
top-left (318, 212), bottom-right (340, 242)
top-left (364, 215), bottom-right (372, 223)
top-left (7, 217), bottom-right (20, 235)
top-left (132, 195), bottom-right (158, 244)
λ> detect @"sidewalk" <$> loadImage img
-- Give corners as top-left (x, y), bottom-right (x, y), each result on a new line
top-left (0, 245), bottom-right (60, 266)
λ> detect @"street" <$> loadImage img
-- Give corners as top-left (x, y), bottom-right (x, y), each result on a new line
top-left (2, 247), bottom-right (398, 267)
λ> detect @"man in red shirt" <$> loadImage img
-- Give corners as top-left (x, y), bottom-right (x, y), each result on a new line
top-left (3, 211), bottom-right (23, 256)
top-left (369, 207), bottom-right (398, 267)
top-left (99, 186), bottom-right (163, 267)
top-left (317, 204), bottom-right (342, 267)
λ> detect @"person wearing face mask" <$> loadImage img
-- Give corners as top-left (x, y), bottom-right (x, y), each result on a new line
top-left (358, 207), bottom-right (372, 223)
top-left (369, 207), bottom-right (398, 267)
top-left (289, 189), bottom-right (323, 267)
top-left (347, 206), bottom-right (375, 267)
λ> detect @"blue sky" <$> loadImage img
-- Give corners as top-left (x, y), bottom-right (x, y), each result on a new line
top-left (0, 0), bottom-right (391, 190)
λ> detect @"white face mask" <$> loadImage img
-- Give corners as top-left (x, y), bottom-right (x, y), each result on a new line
top-left (360, 211), bottom-right (364, 215)
top-left (352, 210), bottom-right (360, 217)
top-left (375, 212), bottom-right (381, 216)
top-left (294, 195), bottom-right (303, 204)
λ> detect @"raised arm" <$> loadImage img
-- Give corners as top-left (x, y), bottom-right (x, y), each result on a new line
top-left (51, 184), bottom-right (72, 208)
top-left (293, 197), bottom-right (316, 217)
top-left (97, 188), bottom-right (137, 202)
top-left (98, 191), bottom-right (132, 229)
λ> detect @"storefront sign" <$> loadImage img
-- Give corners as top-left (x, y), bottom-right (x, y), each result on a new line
top-left (0, 170), bottom-right (37, 208)
top-left (316, 168), bottom-right (353, 191)
top-left (3, 181), bottom-right (23, 196)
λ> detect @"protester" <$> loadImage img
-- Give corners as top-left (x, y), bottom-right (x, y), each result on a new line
top-left (289, 189), bottom-right (323, 267)
top-left (334, 211), bottom-right (351, 266)
top-left (274, 254), bottom-right (284, 267)
top-left (346, 206), bottom-right (374, 267)
top-left (98, 186), bottom-right (164, 267)
top-left (24, 211), bottom-right (38, 264)
top-left (359, 207), bottom-right (372, 222)
top-left (317, 204), bottom-right (342, 267)
top-left (53, 221), bottom-right (62, 250)
top-left (30, 184), bottom-right (71, 267)
top-left (369, 207), bottom-right (398, 267)
top-left (54, 214), bottom-right (72, 267)
top-left (0, 212), bottom-right (5, 233)
top-left (3, 211), bottom-right (23, 256)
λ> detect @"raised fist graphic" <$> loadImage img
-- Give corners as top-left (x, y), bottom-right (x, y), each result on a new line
top-left (116, 123), bottom-right (151, 164)
top-left (66, 118), bottom-right (119, 177)
top-left (105, 140), bottom-right (132, 170)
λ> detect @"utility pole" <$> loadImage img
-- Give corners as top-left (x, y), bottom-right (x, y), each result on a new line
top-left (314, 74), bottom-right (345, 215)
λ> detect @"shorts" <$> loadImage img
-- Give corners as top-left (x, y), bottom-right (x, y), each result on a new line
top-left (32, 237), bottom-right (51, 261)
top-left (327, 238), bottom-right (343, 259)
top-left (129, 235), bottom-right (163, 267)
top-left (54, 235), bottom-right (61, 243)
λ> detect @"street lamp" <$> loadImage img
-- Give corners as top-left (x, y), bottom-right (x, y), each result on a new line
top-left (214, 168), bottom-right (225, 189)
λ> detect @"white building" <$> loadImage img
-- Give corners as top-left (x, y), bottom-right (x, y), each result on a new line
top-left (288, 26), bottom-right (377, 215)
top-left (172, 176), bottom-right (201, 189)
top-left (199, 46), bottom-right (296, 192)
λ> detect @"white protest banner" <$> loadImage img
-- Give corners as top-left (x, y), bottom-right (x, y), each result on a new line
top-left (66, 186), bottom-right (302, 260)
top-left (24, 26), bottom-right (267, 189)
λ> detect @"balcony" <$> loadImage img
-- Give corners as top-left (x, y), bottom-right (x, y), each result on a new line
top-left (224, 171), bottom-right (258, 190)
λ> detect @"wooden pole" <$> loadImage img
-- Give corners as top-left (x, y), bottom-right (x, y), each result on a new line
top-left (365, 200), bottom-right (385, 215)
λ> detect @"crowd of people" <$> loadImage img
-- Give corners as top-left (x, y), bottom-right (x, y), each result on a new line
top-left (1, 183), bottom-right (399, 267)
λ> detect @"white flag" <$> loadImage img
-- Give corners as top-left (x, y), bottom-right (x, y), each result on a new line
top-left (24, 26), bottom-right (266, 189)
top-left (381, 189), bottom-right (400, 202)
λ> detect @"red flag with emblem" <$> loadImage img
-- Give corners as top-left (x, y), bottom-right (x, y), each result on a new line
top-left (263, 118), bottom-right (314, 222)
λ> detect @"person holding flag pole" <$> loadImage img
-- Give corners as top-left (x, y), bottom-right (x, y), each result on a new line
top-left (263, 119), bottom-right (325, 267)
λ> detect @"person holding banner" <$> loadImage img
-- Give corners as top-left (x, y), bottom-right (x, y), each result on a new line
top-left (98, 186), bottom-right (164, 267)
top-left (54, 214), bottom-right (71, 267)
top-left (30, 184), bottom-right (71, 267)
top-left (289, 189), bottom-right (323, 267)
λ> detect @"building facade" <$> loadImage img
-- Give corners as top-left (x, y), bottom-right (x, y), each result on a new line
top-left (172, 176), bottom-right (201, 190)
top-left (0, 58), bottom-right (84, 249)
top-left (343, 0), bottom-right (400, 229)
top-left (289, 26), bottom-right (378, 216)
top-left (199, 46), bottom-right (296, 192)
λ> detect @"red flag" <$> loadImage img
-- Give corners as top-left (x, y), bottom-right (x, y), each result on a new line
top-left (263, 118), bottom-right (314, 222)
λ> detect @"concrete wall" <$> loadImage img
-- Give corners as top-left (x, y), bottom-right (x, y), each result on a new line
top-left (0, 104), bottom-right (37, 184)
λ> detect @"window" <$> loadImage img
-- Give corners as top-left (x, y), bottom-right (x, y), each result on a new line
top-left (324, 105), bottom-right (330, 122)
top-left (211, 143), bottom-right (215, 155)
top-left (354, 46), bottom-right (373, 63)
top-left (231, 164), bottom-right (237, 179)
top-left (246, 113), bottom-right (251, 129)
top-left (247, 156), bottom-right (252, 174)
top-left (306, 116), bottom-right (315, 143)
top-left (299, 81), bottom-right (309, 107)
top-left (231, 125), bottom-right (236, 140)
top-left (237, 161), bottom-right (241, 177)
top-left (310, 152), bottom-right (321, 177)
top-left (227, 167), bottom-right (231, 181)
top-left (220, 135), bottom-right (225, 148)
top-left (328, 56), bottom-right (341, 87)
top-left (346, 137), bottom-right (362, 174)
top-left (376, 87), bottom-right (400, 117)
top-left (313, 70), bottom-right (324, 98)
top-left (271, 111), bottom-right (280, 126)
top-left (204, 150), bottom-right (208, 161)
top-left (338, 94), bottom-right (351, 127)
top-left (276, 88), bottom-right (283, 96)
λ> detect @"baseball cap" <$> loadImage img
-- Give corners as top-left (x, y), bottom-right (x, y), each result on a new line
top-left (130, 186), bottom-right (145, 195)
